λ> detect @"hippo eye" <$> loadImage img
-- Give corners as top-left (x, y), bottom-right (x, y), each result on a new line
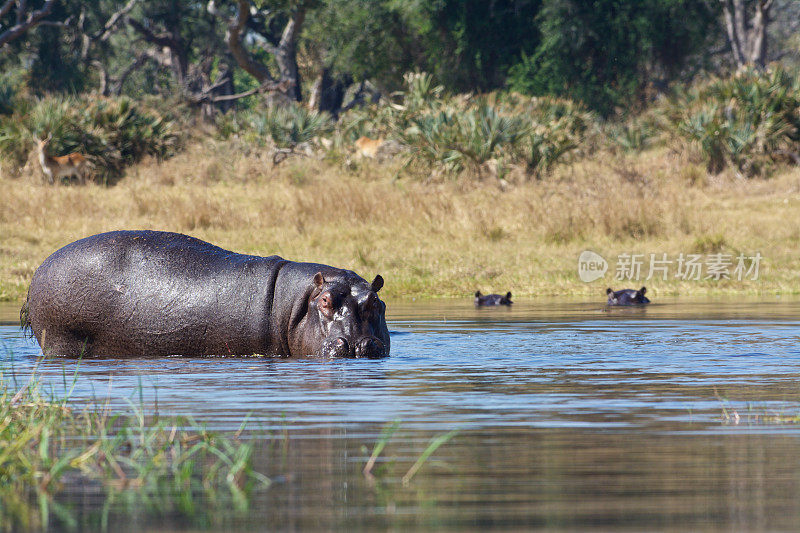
top-left (318, 293), bottom-right (335, 317)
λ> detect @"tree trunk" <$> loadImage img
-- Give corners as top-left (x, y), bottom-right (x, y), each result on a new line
top-left (274, 9), bottom-right (305, 102)
top-left (748, 0), bottom-right (770, 66)
top-left (309, 67), bottom-right (351, 118)
top-left (719, 0), bottom-right (774, 69)
top-left (223, 0), bottom-right (306, 104)
top-left (127, 18), bottom-right (189, 89)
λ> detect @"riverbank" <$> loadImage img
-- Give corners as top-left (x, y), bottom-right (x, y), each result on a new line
top-left (1, 138), bottom-right (799, 302)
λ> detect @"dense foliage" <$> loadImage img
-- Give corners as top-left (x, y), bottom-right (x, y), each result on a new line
top-left (666, 67), bottom-right (800, 176)
top-left (0, 95), bottom-right (178, 183)
top-left (507, 0), bottom-right (720, 115)
top-left (1, 0), bottom-right (798, 183)
top-left (0, 0), bottom-right (767, 114)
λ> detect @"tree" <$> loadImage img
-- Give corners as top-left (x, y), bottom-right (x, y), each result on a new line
top-left (412, 0), bottom-right (543, 92)
top-left (508, 0), bottom-right (719, 115)
top-left (718, 0), bottom-right (799, 68)
top-left (73, 0), bottom-right (141, 96)
top-left (213, 0), bottom-right (309, 103)
top-left (126, 0), bottom-right (218, 91)
top-left (305, 0), bottom-right (420, 92)
top-left (720, 0), bottom-right (774, 68)
top-left (0, 0), bottom-right (57, 48)
top-left (122, 0), bottom-right (244, 117)
top-left (304, 0), bottom-right (543, 112)
top-left (768, 0), bottom-right (800, 65)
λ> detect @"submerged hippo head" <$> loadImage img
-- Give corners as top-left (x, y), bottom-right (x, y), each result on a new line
top-left (474, 291), bottom-right (513, 306)
top-left (302, 272), bottom-right (390, 358)
top-left (606, 286), bottom-right (650, 306)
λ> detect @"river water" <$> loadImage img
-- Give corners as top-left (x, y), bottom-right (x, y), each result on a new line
top-left (1, 297), bottom-right (800, 531)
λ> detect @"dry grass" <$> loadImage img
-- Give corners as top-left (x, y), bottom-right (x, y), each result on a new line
top-left (1, 137), bottom-right (799, 301)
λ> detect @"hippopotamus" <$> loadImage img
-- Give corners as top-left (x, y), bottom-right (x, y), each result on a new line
top-left (474, 291), bottom-right (513, 306)
top-left (21, 230), bottom-right (390, 358)
top-left (606, 287), bottom-right (650, 306)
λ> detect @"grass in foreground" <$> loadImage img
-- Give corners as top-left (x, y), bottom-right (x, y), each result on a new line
top-left (0, 361), bottom-right (269, 531)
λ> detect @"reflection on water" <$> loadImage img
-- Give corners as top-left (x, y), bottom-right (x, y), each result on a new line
top-left (1, 297), bottom-right (800, 530)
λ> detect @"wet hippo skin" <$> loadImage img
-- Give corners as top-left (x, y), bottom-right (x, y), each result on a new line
top-left (606, 286), bottom-right (651, 306)
top-left (22, 231), bottom-right (390, 358)
top-left (474, 291), bottom-right (513, 306)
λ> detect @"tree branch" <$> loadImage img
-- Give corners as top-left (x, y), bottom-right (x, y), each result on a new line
top-left (115, 54), bottom-right (147, 93)
top-left (16, 0), bottom-right (27, 26)
top-left (127, 17), bottom-right (180, 50)
top-left (188, 79), bottom-right (292, 104)
top-left (224, 0), bottom-right (274, 83)
top-left (38, 15), bottom-right (74, 28)
top-left (278, 7), bottom-right (305, 50)
top-left (204, 71), bottom-right (234, 94)
top-left (0, 0), bottom-right (56, 48)
top-left (0, 0), bottom-right (16, 21)
top-left (255, 34), bottom-right (278, 56)
top-left (92, 0), bottom-right (138, 42)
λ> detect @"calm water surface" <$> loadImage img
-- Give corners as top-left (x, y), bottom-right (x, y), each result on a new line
top-left (2, 297), bottom-right (800, 531)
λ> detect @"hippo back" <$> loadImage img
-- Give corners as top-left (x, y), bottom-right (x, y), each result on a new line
top-left (25, 231), bottom-right (283, 356)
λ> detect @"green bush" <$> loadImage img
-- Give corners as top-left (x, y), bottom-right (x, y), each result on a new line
top-left (398, 104), bottom-right (529, 172)
top-left (0, 75), bottom-right (20, 117)
top-left (503, 95), bottom-right (597, 174)
top-left (606, 115), bottom-right (660, 152)
top-left (366, 75), bottom-right (595, 178)
top-left (251, 104), bottom-right (333, 149)
top-left (0, 96), bottom-right (179, 183)
top-left (666, 67), bottom-right (800, 177)
top-left (519, 122), bottom-right (578, 176)
top-left (86, 98), bottom-right (178, 162)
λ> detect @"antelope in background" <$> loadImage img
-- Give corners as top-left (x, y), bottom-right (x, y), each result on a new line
top-left (354, 136), bottom-right (384, 159)
top-left (37, 134), bottom-right (89, 185)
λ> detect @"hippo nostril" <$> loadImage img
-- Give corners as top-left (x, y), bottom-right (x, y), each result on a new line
top-left (322, 337), bottom-right (349, 358)
top-left (354, 337), bottom-right (386, 359)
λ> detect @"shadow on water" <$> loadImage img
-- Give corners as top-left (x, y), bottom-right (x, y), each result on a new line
top-left (1, 296), bottom-right (800, 530)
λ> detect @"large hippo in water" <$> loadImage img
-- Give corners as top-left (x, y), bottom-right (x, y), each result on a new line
top-left (21, 231), bottom-right (390, 358)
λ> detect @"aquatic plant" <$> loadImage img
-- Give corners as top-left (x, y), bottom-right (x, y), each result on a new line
top-left (401, 429), bottom-right (459, 486)
top-left (363, 419), bottom-right (401, 480)
top-left (362, 420), bottom-right (458, 486)
top-left (0, 362), bottom-right (269, 531)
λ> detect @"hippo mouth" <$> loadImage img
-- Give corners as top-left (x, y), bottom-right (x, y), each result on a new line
top-left (321, 336), bottom-right (387, 358)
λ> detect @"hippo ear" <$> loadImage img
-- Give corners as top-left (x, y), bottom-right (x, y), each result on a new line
top-left (639, 286), bottom-right (647, 295)
top-left (314, 272), bottom-right (325, 288)
top-left (371, 275), bottom-right (384, 293)
top-left (606, 288), bottom-right (613, 295)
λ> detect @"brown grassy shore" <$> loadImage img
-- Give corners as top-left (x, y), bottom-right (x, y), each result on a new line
top-left (1, 137), bottom-right (799, 302)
